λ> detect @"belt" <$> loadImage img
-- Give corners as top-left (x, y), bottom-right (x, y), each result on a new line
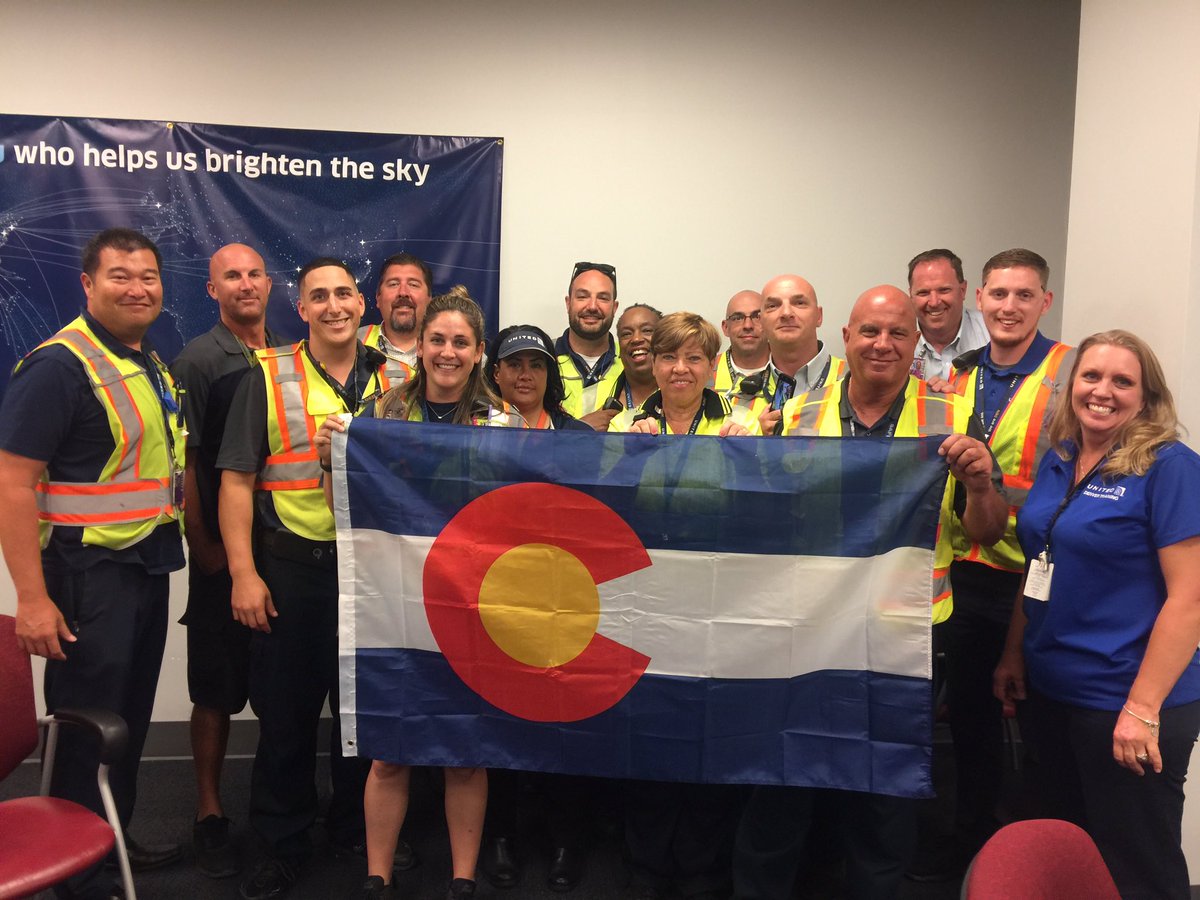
top-left (261, 529), bottom-right (337, 571)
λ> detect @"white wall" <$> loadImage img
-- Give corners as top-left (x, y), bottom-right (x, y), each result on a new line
top-left (1063, 0), bottom-right (1200, 879)
top-left (1, 0), bottom-right (1079, 760)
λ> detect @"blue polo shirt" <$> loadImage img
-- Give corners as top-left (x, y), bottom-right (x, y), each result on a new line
top-left (1016, 441), bottom-right (1200, 710)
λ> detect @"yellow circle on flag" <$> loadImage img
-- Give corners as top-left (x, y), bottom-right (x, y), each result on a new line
top-left (478, 543), bottom-right (600, 668)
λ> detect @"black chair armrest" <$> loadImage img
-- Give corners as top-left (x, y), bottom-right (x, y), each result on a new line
top-left (46, 708), bottom-right (128, 765)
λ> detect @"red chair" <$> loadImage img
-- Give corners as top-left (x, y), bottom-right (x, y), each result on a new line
top-left (960, 818), bottom-right (1120, 900)
top-left (0, 614), bottom-right (135, 899)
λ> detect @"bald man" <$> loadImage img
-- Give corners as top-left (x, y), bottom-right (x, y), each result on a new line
top-left (734, 274), bottom-right (847, 435)
top-left (733, 287), bottom-right (1006, 900)
top-left (171, 243), bottom-right (285, 878)
top-left (712, 289), bottom-right (768, 398)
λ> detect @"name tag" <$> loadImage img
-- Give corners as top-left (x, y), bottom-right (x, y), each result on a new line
top-left (1025, 552), bottom-right (1053, 602)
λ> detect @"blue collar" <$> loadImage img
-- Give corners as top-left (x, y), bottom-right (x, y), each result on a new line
top-left (980, 331), bottom-right (1055, 376)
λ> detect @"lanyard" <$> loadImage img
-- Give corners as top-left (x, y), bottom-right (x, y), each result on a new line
top-left (658, 405), bottom-right (705, 435)
top-left (531, 409), bottom-right (551, 430)
top-left (1042, 455), bottom-right (1106, 561)
top-left (624, 378), bottom-right (635, 410)
top-left (766, 357), bottom-right (832, 405)
top-left (975, 366), bottom-right (1023, 440)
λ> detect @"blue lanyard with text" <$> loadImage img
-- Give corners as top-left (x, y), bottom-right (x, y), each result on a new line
top-left (658, 406), bottom-right (705, 435)
top-left (976, 366), bottom-right (1023, 440)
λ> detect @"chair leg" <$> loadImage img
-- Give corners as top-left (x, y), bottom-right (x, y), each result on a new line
top-left (97, 763), bottom-right (137, 900)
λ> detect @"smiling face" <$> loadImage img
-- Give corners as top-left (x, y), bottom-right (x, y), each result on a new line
top-left (296, 265), bottom-right (364, 353)
top-left (566, 269), bottom-right (617, 341)
top-left (842, 288), bottom-right (919, 394)
top-left (909, 258), bottom-right (965, 344)
top-left (1071, 343), bottom-right (1145, 451)
top-left (653, 336), bottom-right (716, 413)
top-left (376, 262), bottom-right (430, 342)
top-left (976, 266), bottom-right (1052, 362)
top-left (81, 247), bottom-right (163, 346)
top-left (617, 306), bottom-right (660, 381)
top-left (419, 310), bottom-right (485, 402)
top-left (208, 243), bottom-right (270, 328)
top-left (493, 349), bottom-right (550, 419)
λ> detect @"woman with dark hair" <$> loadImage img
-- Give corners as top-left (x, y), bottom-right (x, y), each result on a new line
top-left (994, 329), bottom-right (1200, 899)
top-left (484, 324), bottom-right (591, 431)
top-left (317, 286), bottom-right (521, 900)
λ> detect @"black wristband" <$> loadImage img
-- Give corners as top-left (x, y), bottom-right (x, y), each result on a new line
top-left (319, 460), bottom-right (333, 472)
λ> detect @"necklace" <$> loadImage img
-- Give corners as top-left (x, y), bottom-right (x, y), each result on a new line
top-left (424, 400), bottom-right (457, 422)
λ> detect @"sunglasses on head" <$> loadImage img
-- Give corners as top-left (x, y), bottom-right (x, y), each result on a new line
top-left (570, 261), bottom-right (617, 295)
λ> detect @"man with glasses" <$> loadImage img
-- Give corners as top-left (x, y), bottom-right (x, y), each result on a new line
top-left (555, 261), bottom-right (623, 430)
top-left (713, 289), bottom-right (768, 399)
top-left (737, 274), bottom-right (846, 436)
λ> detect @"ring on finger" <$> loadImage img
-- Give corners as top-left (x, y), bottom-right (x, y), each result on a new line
top-left (1136, 752), bottom-right (1150, 762)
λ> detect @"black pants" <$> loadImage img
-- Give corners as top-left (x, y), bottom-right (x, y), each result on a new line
top-left (248, 541), bottom-right (368, 863)
top-left (43, 558), bottom-right (169, 900)
top-left (732, 785), bottom-right (917, 900)
top-left (625, 779), bottom-right (741, 897)
top-left (941, 561), bottom-right (1021, 847)
top-left (1025, 689), bottom-right (1200, 900)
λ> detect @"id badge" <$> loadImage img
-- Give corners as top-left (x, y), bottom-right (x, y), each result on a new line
top-left (173, 469), bottom-right (186, 509)
top-left (1025, 552), bottom-right (1053, 602)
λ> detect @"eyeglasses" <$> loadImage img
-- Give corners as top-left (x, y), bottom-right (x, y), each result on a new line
top-left (570, 261), bottom-right (617, 296)
top-left (724, 311), bottom-right (762, 324)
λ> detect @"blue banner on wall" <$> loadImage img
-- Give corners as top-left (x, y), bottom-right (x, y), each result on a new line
top-left (0, 114), bottom-right (503, 391)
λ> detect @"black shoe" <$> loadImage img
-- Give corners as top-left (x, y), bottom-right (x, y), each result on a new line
top-left (333, 837), bottom-right (419, 871)
top-left (447, 877), bottom-right (477, 899)
top-left (481, 836), bottom-right (521, 889)
top-left (194, 814), bottom-right (240, 878)
top-left (547, 846), bottom-right (584, 892)
top-left (240, 857), bottom-right (298, 900)
top-left (360, 875), bottom-right (390, 899)
top-left (107, 834), bottom-right (183, 872)
top-left (905, 842), bottom-right (967, 883)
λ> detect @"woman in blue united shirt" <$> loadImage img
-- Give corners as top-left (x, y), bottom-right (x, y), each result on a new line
top-left (993, 330), bottom-right (1200, 900)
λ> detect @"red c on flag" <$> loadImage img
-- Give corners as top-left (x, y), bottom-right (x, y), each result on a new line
top-left (423, 482), bottom-right (652, 722)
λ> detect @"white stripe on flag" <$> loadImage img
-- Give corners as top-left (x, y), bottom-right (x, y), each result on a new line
top-left (341, 528), bottom-right (932, 681)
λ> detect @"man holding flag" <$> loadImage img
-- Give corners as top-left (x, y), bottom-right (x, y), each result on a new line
top-left (732, 285), bottom-right (1007, 900)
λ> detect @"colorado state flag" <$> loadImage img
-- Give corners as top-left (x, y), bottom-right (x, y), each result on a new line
top-left (333, 421), bottom-right (949, 799)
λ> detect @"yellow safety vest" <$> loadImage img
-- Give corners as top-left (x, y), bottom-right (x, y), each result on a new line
top-left (781, 376), bottom-right (970, 624)
top-left (257, 342), bottom-right (385, 541)
top-left (27, 316), bottom-right (185, 550)
top-left (609, 389), bottom-right (756, 434)
top-left (729, 356), bottom-right (848, 434)
top-left (357, 323), bottom-right (414, 390)
top-left (949, 342), bottom-right (1075, 571)
top-left (558, 352), bottom-right (624, 418)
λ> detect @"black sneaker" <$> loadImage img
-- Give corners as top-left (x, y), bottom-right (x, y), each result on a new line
top-left (194, 814), bottom-right (240, 878)
top-left (239, 857), bottom-right (298, 900)
top-left (447, 878), bottom-right (477, 899)
top-left (360, 875), bottom-right (390, 899)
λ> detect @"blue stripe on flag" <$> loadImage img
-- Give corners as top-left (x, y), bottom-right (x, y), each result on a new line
top-left (352, 648), bottom-right (931, 798)
top-left (341, 420), bottom-right (948, 558)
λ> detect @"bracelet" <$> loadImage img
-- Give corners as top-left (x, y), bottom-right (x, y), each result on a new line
top-left (319, 460), bottom-right (333, 472)
top-left (1122, 705), bottom-right (1160, 738)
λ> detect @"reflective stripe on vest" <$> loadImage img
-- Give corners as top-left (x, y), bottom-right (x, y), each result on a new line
top-left (27, 317), bottom-right (183, 546)
top-left (358, 323), bottom-right (413, 390)
top-left (559, 354), bottom-right (624, 417)
top-left (950, 343), bottom-right (1075, 571)
top-left (257, 343), bottom-right (383, 541)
